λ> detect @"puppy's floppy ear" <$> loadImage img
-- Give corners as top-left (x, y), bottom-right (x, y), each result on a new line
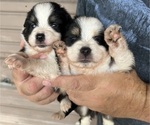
top-left (60, 8), bottom-right (73, 25)
top-left (23, 8), bottom-right (33, 28)
top-left (59, 5), bottom-right (73, 25)
top-left (51, 2), bottom-right (72, 23)
top-left (51, 2), bottom-right (73, 38)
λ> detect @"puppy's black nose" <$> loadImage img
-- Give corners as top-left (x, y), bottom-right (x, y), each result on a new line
top-left (36, 33), bottom-right (45, 42)
top-left (80, 47), bottom-right (91, 57)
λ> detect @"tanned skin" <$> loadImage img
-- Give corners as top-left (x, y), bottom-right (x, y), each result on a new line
top-left (51, 71), bottom-right (150, 123)
top-left (12, 69), bottom-right (149, 123)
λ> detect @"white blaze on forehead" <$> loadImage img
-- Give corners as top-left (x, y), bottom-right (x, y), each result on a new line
top-left (77, 17), bottom-right (103, 41)
top-left (34, 3), bottom-right (53, 27)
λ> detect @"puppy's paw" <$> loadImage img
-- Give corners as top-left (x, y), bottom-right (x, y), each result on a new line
top-left (51, 111), bottom-right (65, 120)
top-left (104, 24), bottom-right (123, 47)
top-left (5, 54), bottom-right (27, 69)
top-left (60, 99), bottom-right (72, 112)
top-left (53, 41), bottom-right (66, 57)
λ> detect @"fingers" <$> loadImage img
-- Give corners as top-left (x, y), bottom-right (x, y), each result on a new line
top-left (50, 75), bottom-right (80, 90)
top-left (28, 87), bottom-right (58, 104)
top-left (19, 77), bottom-right (44, 96)
top-left (12, 68), bottom-right (58, 105)
top-left (19, 79), bottom-right (58, 105)
top-left (17, 76), bottom-right (58, 105)
top-left (37, 92), bottom-right (58, 105)
top-left (12, 69), bottom-right (44, 96)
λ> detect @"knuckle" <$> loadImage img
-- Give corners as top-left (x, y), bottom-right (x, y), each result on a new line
top-left (41, 87), bottom-right (52, 97)
top-left (27, 83), bottom-right (38, 95)
top-left (31, 87), bottom-right (53, 102)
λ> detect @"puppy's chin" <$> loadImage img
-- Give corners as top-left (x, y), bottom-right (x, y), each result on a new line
top-left (69, 59), bottom-right (100, 68)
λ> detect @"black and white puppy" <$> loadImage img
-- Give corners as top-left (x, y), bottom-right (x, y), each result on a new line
top-left (5, 2), bottom-right (72, 79)
top-left (55, 16), bottom-right (135, 125)
top-left (5, 1), bottom-right (73, 118)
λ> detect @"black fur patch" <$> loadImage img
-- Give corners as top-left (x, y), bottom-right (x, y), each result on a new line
top-left (22, 8), bottom-right (38, 43)
top-left (64, 20), bottom-right (81, 46)
top-left (93, 32), bottom-right (109, 51)
top-left (49, 2), bottom-right (72, 38)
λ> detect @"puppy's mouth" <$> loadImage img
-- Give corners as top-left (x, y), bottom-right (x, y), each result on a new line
top-left (31, 43), bottom-right (51, 48)
top-left (36, 44), bottom-right (49, 48)
top-left (79, 59), bottom-right (92, 63)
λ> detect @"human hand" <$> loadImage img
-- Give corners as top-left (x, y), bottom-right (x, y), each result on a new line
top-left (12, 69), bottom-right (58, 105)
top-left (49, 71), bottom-right (149, 122)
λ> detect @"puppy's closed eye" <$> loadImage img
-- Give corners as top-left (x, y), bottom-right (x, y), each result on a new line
top-left (70, 35), bottom-right (79, 41)
top-left (93, 34), bottom-right (108, 50)
top-left (50, 22), bottom-right (59, 30)
top-left (30, 22), bottom-right (36, 28)
top-left (65, 35), bottom-right (80, 46)
top-left (93, 35), bottom-right (101, 41)
top-left (24, 20), bottom-right (36, 28)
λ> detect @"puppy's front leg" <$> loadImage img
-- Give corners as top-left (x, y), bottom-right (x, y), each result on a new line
top-left (5, 52), bottom-right (60, 79)
top-left (104, 24), bottom-right (135, 71)
top-left (52, 93), bottom-right (72, 120)
top-left (52, 93), bottom-right (77, 120)
top-left (5, 52), bottom-right (29, 70)
top-left (53, 41), bottom-right (70, 75)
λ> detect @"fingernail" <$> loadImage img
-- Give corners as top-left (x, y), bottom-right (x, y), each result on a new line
top-left (42, 80), bottom-right (51, 86)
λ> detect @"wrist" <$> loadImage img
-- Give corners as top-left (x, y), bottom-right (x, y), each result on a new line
top-left (130, 78), bottom-right (149, 122)
top-left (139, 84), bottom-right (150, 122)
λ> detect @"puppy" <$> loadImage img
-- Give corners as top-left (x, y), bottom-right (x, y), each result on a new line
top-left (54, 16), bottom-right (135, 125)
top-left (5, 1), bottom-right (73, 119)
top-left (5, 2), bottom-right (73, 78)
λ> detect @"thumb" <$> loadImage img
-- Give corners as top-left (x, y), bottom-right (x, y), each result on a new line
top-left (50, 74), bottom-right (96, 91)
top-left (50, 75), bottom-right (83, 91)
